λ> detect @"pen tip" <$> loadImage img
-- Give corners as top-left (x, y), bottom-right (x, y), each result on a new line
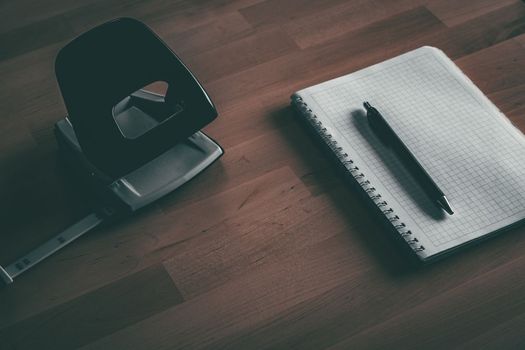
top-left (363, 102), bottom-right (372, 110)
top-left (438, 196), bottom-right (454, 215)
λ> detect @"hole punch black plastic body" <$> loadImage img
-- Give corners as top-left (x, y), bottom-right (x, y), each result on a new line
top-left (0, 18), bottom-right (223, 284)
top-left (55, 17), bottom-right (224, 212)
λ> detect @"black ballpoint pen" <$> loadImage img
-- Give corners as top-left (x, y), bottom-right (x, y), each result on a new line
top-left (364, 102), bottom-right (454, 215)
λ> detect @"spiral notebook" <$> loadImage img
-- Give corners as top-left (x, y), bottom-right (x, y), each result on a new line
top-left (292, 46), bottom-right (525, 261)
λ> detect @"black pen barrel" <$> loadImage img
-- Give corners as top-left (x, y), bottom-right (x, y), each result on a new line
top-left (364, 102), bottom-right (453, 214)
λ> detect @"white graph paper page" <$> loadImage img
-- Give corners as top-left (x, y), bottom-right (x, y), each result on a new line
top-left (295, 46), bottom-right (525, 259)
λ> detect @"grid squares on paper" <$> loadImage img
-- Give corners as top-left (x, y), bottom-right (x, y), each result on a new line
top-left (309, 50), bottom-right (525, 247)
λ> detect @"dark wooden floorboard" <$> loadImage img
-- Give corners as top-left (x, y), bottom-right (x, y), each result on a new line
top-left (1, 1), bottom-right (525, 349)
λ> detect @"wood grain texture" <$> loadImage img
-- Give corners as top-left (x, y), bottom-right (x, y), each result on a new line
top-left (0, 264), bottom-right (183, 350)
top-left (1, 1), bottom-right (525, 349)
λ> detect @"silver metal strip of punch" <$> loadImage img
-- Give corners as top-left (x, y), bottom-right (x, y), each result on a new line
top-left (0, 213), bottom-right (105, 285)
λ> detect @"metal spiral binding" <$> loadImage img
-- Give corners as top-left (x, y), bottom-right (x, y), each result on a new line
top-left (293, 95), bottom-right (425, 254)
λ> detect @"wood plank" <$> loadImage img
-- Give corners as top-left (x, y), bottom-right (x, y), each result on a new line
top-left (0, 15), bottom-right (73, 61)
top-left (423, 2), bottom-right (525, 59)
top-left (64, 0), bottom-right (262, 37)
top-left (282, 0), bottom-right (425, 49)
top-left (330, 255), bottom-right (525, 349)
top-left (0, 264), bottom-right (183, 350)
top-left (425, 0), bottom-right (519, 27)
top-left (163, 192), bottom-right (353, 299)
top-left (78, 233), bottom-right (370, 350)
top-left (456, 38), bottom-right (525, 95)
top-left (239, 0), bottom-right (351, 28)
top-left (163, 11), bottom-right (253, 57)
top-left (0, 0), bottom-right (101, 33)
top-left (185, 26), bottom-right (299, 83)
top-left (214, 227), bottom-right (525, 349)
top-left (459, 312), bottom-right (525, 349)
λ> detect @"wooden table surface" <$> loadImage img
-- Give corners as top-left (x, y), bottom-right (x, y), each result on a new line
top-left (2, 0), bottom-right (525, 349)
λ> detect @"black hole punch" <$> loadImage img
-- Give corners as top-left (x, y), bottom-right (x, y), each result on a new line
top-left (55, 17), bottom-right (219, 178)
top-left (1, 18), bottom-right (225, 285)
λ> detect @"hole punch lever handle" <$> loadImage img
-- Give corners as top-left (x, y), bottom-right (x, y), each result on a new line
top-left (0, 265), bottom-right (13, 284)
top-left (1, 213), bottom-right (106, 285)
